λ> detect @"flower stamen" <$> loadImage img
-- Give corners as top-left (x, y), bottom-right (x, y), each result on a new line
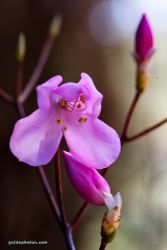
top-left (57, 118), bottom-right (62, 124)
top-left (80, 95), bottom-right (86, 103)
top-left (59, 99), bottom-right (67, 109)
top-left (79, 117), bottom-right (88, 123)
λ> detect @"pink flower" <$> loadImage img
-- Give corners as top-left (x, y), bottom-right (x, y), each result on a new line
top-left (63, 151), bottom-right (111, 205)
top-left (135, 14), bottom-right (154, 62)
top-left (10, 73), bottom-right (120, 168)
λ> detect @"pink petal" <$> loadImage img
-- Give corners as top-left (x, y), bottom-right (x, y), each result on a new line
top-left (79, 73), bottom-right (103, 117)
top-left (135, 14), bottom-right (154, 62)
top-left (54, 82), bottom-right (82, 101)
top-left (37, 75), bottom-right (63, 110)
top-left (64, 114), bottom-right (121, 169)
top-left (63, 151), bottom-right (111, 205)
top-left (10, 109), bottom-right (63, 166)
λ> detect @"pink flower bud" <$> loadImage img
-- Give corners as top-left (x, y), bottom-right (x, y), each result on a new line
top-left (135, 14), bottom-right (154, 62)
top-left (63, 151), bottom-right (111, 205)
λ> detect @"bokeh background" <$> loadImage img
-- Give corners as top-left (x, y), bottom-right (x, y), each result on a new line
top-left (1, 0), bottom-right (167, 249)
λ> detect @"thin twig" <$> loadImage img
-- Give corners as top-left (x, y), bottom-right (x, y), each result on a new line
top-left (37, 166), bottom-right (61, 226)
top-left (99, 238), bottom-right (107, 250)
top-left (72, 201), bottom-right (88, 231)
top-left (18, 36), bottom-right (55, 103)
top-left (16, 61), bottom-right (24, 98)
top-left (120, 91), bottom-right (141, 143)
top-left (55, 148), bottom-right (67, 227)
top-left (126, 118), bottom-right (167, 142)
top-left (0, 88), bottom-right (14, 103)
top-left (64, 224), bottom-right (76, 250)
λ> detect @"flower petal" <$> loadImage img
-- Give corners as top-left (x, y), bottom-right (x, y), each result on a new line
top-left (53, 82), bottom-right (82, 101)
top-left (79, 73), bottom-right (103, 117)
top-left (64, 114), bottom-right (121, 169)
top-left (37, 75), bottom-right (63, 110)
top-left (10, 109), bottom-right (63, 166)
top-left (63, 151), bottom-right (111, 205)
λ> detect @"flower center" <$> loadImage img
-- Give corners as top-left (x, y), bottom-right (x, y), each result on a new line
top-left (58, 94), bottom-right (87, 112)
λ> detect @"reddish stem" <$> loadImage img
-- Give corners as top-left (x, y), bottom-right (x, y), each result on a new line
top-left (16, 61), bottom-right (24, 98)
top-left (0, 88), bottom-right (14, 103)
top-left (55, 148), bottom-right (67, 227)
top-left (72, 201), bottom-right (88, 231)
top-left (120, 91), bottom-right (141, 143)
top-left (126, 118), bottom-right (167, 142)
top-left (18, 36), bottom-right (55, 103)
top-left (37, 166), bottom-right (61, 226)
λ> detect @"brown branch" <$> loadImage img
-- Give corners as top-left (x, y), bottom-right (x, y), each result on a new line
top-left (0, 88), bottom-right (14, 103)
top-left (126, 118), bottom-right (167, 142)
top-left (37, 166), bottom-right (61, 226)
top-left (120, 91), bottom-right (141, 143)
top-left (16, 61), bottom-right (24, 98)
top-left (18, 15), bottom-right (62, 103)
top-left (55, 148), bottom-right (67, 227)
top-left (72, 201), bottom-right (88, 231)
top-left (99, 238), bottom-right (107, 250)
top-left (18, 35), bottom-right (55, 103)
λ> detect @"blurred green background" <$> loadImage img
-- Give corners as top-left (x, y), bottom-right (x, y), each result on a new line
top-left (0, 0), bottom-right (167, 249)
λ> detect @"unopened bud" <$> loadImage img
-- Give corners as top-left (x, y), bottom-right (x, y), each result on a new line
top-left (49, 15), bottom-right (62, 38)
top-left (134, 14), bottom-right (154, 63)
top-left (16, 33), bottom-right (26, 62)
top-left (101, 192), bottom-right (122, 244)
top-left (63, 151), bottom-right (111, 205)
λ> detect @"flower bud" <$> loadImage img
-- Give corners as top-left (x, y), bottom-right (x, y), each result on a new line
top-left (16, 33), bottom-right (26, 62)
top-left (135, 14), bottom-right (154, 63)
top-left (101, 192), bottom-right (122, 243)
top-left (49, 15), bottom-right (62, 38)
top-left (63, 151), bottom-right (111, 205)
top-left (134, 14), bottom-right (155, 92)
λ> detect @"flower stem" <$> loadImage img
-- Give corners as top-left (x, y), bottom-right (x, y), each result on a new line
top-left (99, 238), bottom-right (107, 250)
top-left (55, 148), bottom-right (67, 226)
top-left (125, 118), bottom-right (167, 142)
top-left (0, 88), bottom-right (14, 103)
top-left (18, 28), bottom-right (56, 103)
top-left (64, 224), bottom-right (76, 250)
top-left (37, 166), bottom-right (61, 226)
top-left (72, 201), bottom-right (88, 231)
top-left (16, 60), bottom-right (24, 98)
top-left (120, 91), bottom-right (141, 143)
top-left (54, 149), bottom-right (76, 249)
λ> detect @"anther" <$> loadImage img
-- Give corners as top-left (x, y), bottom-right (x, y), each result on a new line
top-left (80, 95), bottom-right (85, 103)
top-left (79, 117), bottom-right (87, 123)
top-left (77, 103), bottom-right (81, 109)
top-left (60, 99), bottom-right (67, 108)
top-left (57, 118), bottom-right (62, 124)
